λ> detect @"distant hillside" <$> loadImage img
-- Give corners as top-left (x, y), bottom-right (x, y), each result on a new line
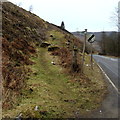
top-left (72, 31), bottom-right (117, 42)
top-left (72, 31), bottom-right (117, 52)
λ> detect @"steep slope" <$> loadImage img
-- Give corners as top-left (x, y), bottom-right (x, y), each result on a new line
top-left (2, 2), bottom-right (107, 118)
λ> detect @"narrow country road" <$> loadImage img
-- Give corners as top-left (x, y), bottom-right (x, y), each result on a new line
top-left (90, 55), bottom-right (119, 118)
top-left (93, 55), bottom-right (119, 91)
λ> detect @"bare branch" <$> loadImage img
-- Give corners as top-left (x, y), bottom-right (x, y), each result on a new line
top-left (29, 5), bottom-right (33, 12)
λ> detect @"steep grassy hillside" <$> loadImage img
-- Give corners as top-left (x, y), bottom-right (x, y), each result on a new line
top-left (2, 2), bottom-right (107, 118)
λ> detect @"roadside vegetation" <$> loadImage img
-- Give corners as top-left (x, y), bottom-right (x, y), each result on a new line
top-left (2, 2), bottom-right (107, 118)
top-left (99, 31), bottom-right (119, 57)
top-left (3, 47), bottom-right (107, 118)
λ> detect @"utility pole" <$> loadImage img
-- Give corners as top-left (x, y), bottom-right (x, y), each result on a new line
top-left (90, 43), bottom-right (93, 70)
top-left (81, 29), bottom-right (87, 73)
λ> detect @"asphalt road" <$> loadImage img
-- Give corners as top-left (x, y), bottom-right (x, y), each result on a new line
top-left (90, 55), bottom-right (119, 118)
top-left (93, 55), bottom-right (119, 92)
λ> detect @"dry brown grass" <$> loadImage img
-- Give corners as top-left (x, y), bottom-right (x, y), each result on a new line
top-left (2, 37), bottom-right (36, 109)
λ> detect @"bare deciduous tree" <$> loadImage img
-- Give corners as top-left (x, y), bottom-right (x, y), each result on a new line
top-left (99, 31), bottom-right (119, 56)
top-left (29, 5), bottom-right (33, 12)
top-left (118, 2), bottom-right (120, 31)
top-left (111, 2), bottom-right (120, 31)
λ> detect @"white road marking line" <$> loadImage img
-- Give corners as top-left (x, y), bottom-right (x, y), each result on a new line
top-left (94, 55), bottom-right (118, 61)
top-left (101, 61), bottom-right (118, 77)
top-left (97, 64), bottom-right (120, 94)
top-left (110, 58), bottom-right (118, 61)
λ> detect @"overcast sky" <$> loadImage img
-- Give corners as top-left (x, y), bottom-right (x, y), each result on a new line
top-left (8, 0), bottom-right (119, 32)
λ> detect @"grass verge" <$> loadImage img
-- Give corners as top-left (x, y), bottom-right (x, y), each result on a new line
top-left (2, 48), bottom-right (107, 118)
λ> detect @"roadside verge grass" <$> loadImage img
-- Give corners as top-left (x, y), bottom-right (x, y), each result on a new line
top-left (2, 48), bottom-right (107, 118)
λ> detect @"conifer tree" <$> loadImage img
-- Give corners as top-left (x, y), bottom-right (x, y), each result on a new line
top-left (61, 21), bottom-right (65, 30)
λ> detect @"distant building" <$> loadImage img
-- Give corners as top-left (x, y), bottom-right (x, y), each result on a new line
top-left (118, 1), bottom-right (120, 31)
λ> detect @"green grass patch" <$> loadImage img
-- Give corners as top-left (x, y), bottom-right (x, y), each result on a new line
top-left (3, 48), bottom-right (107, 118)
top-left (47, 30), bottom-right (67, 47)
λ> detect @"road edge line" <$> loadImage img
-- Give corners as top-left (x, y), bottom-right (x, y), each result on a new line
top-left (97, 63), bottom-right (119, 94)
